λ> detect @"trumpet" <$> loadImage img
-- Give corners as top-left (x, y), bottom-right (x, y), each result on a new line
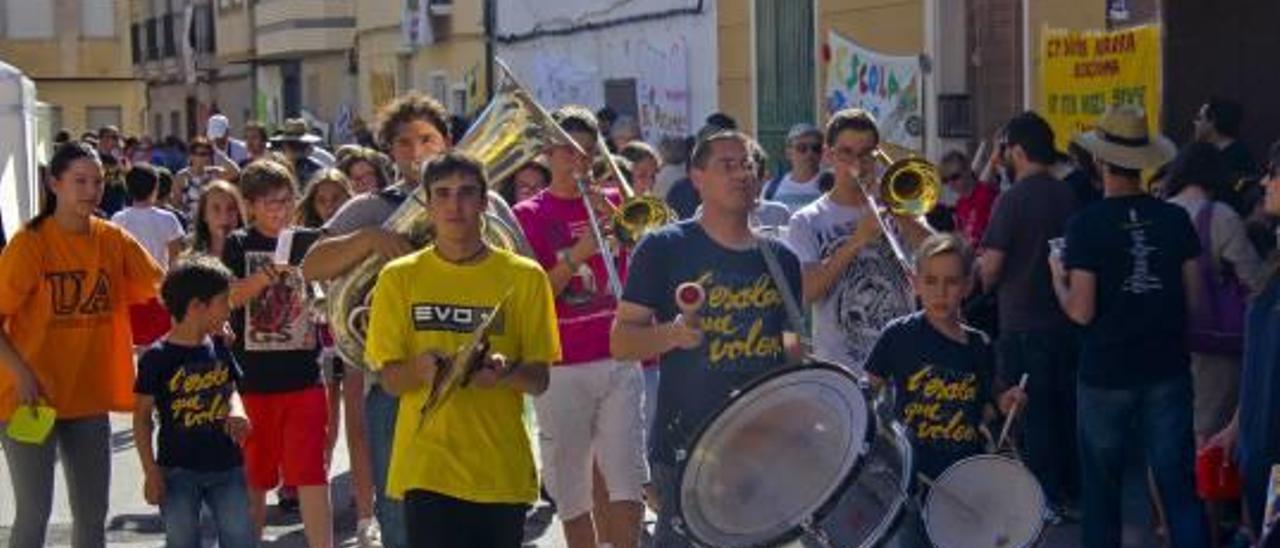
top-left (858, 145), bottom-right (941, 273)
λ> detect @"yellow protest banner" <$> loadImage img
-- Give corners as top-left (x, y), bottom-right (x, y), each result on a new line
top-left (1040, 24), bottom-right (1162, 151)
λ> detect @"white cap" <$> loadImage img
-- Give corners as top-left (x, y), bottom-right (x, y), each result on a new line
top-left (206, 114), bottom-right (229, 139)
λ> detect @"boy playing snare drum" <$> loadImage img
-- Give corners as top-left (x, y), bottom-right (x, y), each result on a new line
top-left (865, 232), bottom-right (1027, 546)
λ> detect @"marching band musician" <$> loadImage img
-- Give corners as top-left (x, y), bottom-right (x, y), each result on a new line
top-left (363, 151), bottom-right (558, 547)
top-left (785, 108), bottom-right (933, 374)
top-left (610, 130), bottom-right (803, 547)
top-left (513, 106), bottom-right (649, 548)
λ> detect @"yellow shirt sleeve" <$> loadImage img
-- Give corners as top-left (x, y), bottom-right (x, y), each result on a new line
top-left (0, 230), bottom-right (40, 317)
top-left (364, 262), bottom-right (410, 371)
top-left (516, 266), bottom-right (562, 365)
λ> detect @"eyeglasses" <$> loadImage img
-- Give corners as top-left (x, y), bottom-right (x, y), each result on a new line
top-left (712, 158), bottom-right (758, 175)
top-left (793, 143), bottom-right (822, 154)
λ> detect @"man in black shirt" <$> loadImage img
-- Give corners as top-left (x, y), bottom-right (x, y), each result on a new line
top-left (979, 112), bottom-right (1082, 516)
top-left (1194, 97), bottom-right (1261, 217)
top-left (1053, 105), bottom-right (1208, 548)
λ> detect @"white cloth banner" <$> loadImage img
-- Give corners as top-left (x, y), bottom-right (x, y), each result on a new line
top-left (636, 38), bottom-right (691, 143)
top-left (824, 31), bottom-right (924, 151)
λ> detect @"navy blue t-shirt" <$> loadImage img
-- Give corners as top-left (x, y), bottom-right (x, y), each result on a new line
top-left (622, 220), bottom-right (802, 465)
top-left (664, 178), bottom-right (701, 220)
top-left (1239, 277), bottom-right (1280, 531)
top-left (866, 312), bottom-right (995, 479)
top-left (134, 338), bottom-right (244, 471)
top-left (1063, 194), bottom-right (1201, 388)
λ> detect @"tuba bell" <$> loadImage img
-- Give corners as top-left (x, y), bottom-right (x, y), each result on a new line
top-left (325, 64), bottom-right (562, 370)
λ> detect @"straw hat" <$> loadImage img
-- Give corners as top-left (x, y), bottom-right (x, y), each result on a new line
top-left (1073, 104), bottom-right (1175, 170)
top-left (270, 118), bottom-right (321, 144)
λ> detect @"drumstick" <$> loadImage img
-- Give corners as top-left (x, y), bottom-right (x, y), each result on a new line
top-left (916, 473), bottom-right (983, 522)
top-left (675, 282), bottom-right (706, 330)
top-left (996, 373), bottom-right (1030, 451)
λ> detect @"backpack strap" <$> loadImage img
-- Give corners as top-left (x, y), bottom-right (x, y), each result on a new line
top-left (764, 174), bottom-right (785, 200)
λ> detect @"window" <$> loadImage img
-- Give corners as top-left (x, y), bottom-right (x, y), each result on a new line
top-left (146, 17), bottom-right (159, 60)
top-left (427, 72), bottom-right (448, 105)
top-left (86, 107), bottom-right (122, 132)
top-left (6, 2), bottom-right (54, 39)
top-left (162, 13), bottom-right (176, 57)
top-left (153, 113), bottom-right (164, 140)
top-left (603, 78), bottom-right (638, 118)
top-left (81, 0), bottom-right (115, 38)
top-left (131, 23), bottom-right (142, 64)
top-left (449, 85), bottom-right (466, 116)
top-left (169, 111), bottom-right (182, 140)
top-left (938, 94), bottom-right (974, 139)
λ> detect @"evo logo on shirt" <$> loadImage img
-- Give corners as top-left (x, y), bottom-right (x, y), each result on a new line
top-left (47, 269), bottom-right (112, 317)
top-left (411, 303), bottom-right (504, 334)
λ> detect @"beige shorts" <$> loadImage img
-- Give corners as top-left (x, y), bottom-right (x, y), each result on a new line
top-left (534, 358), bottom-right (650, 520)
top-left (1190, 352), bottom-right (1241, 438)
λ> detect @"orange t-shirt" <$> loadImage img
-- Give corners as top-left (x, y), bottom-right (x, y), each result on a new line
top-left (0, 217), bottom-right (163, 421)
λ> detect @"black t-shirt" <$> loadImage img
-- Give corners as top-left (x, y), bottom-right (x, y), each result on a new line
top-left (981, 173), bottom-right (1082, 332)
top-left (134, 338), bottom-right (244, 471)
top-left (221, 227), bottom-right (321, 393)
top-left (665, 177), bottom-right (701, 220)
top-left (622, 220), bottom-right (802, 465)
top-left (866, 312), bottom-right (994, 479)
top-left (1063, 195), bottom-right (1202, 388)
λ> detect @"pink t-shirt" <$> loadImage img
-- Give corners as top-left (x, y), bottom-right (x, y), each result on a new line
top-left (514, 188), bottom-right (626, 366)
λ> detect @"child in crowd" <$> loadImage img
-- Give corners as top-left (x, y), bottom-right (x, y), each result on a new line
top-left (133, 257), bottom-right (254, 548)
top-left (866, 232), bottom-right (1026, 546)
top-left (112, 163), bottom-right (187, 346)
top-left (187, 181), bottom-right (245, 258)
top-left (220, 160), bottom-right (332, 547)
top-left (0, 142), bottom-right (165, 547)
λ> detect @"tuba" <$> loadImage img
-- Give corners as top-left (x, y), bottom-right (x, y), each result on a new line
top-left (326, 64), bottom-right (563, 370)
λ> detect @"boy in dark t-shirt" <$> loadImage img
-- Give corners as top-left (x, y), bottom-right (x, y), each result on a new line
top-left (867, 233), bottom-right (1026, 479)
top-left (133, 256), bottom-right (253, 548)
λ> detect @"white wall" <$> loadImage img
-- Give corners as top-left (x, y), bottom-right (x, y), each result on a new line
top-left (494, 0), bottom-right (716, 143)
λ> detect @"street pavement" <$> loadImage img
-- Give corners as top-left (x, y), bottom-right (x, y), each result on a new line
top-left (0, 414), bottom-right (1165, 547)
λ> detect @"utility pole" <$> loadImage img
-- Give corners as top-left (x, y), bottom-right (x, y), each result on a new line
top-left (483, 0), bottom-right (495, 101)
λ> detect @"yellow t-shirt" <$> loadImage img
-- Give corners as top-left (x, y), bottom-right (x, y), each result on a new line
top-left (364, 246), bottom-right (561, 503)
top-left (0, 217), bottom-right (163, 420)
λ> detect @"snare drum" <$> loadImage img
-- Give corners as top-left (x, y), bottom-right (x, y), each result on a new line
top-left (675, 362), bottom-right (884, 547)
top-left (923, 454), bottom-right (1045, 548)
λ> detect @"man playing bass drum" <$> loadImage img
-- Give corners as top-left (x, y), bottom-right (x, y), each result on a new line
top-left (610, 130), bottom-right (804, 548)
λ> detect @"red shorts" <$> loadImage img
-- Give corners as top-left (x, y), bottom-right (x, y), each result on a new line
top-left (129, 299), bottom-right (172, 346)
top-left (241, 387), bottom-right (329, 489)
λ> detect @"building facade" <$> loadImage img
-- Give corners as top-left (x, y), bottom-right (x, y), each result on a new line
top-left (252, 0), bottom-right (356, 141)
top-left (0, 0), bottom-right (146, 135)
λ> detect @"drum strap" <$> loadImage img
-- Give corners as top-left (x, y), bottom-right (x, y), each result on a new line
top-left (756, 235), bottom-right (812, 352)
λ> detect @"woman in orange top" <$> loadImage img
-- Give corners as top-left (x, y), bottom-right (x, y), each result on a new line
top-left (0, 142), bottom-right (164, 548)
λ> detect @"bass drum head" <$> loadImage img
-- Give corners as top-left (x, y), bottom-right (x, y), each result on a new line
top-left (678, 363), bottom-right (873, 547)
top-left (924, 455), bottom-right (1046, 548)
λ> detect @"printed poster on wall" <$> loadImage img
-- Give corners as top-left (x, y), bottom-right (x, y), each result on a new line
top-left (1040, 24), bottom-right (1162, 151)
top-left (824, 30), bottom-right (924, 151)
top-left (636, 38), bottom-right (691, 143)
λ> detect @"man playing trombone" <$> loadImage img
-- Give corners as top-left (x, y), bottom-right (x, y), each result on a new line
top-left (512, 106), bottom-right (649, 548)
top-left (785, 108), bottom-right (934, 373)
top-left (364, 152), bottom-right (557, 547)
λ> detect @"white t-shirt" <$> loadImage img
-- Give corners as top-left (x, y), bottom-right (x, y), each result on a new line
top-left (769, 172), bottom-right (824, 213)
top-left (785, 195), bottom-right (914, 371)
top-left (110, 206), bottom-right (185, 268)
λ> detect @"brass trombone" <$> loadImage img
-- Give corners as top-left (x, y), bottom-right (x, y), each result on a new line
top-left (859, 145), bottom-right (941, 273)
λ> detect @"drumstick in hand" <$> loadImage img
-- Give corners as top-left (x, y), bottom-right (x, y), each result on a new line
top-left (675, 282), bottom-right (706, 330)
top-left (996, 373), bottom-right (1030, 451)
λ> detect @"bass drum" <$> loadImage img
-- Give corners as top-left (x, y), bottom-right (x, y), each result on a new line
top-left (676, 362), bottom-right (878, 547)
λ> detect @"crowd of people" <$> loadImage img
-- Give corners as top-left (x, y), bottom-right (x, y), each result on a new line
top-left (0, 88), bottom-right (1276, 548)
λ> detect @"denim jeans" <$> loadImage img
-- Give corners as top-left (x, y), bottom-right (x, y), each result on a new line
top-left (997, 329), bottom-right (1080, 506)
top-left (160, 467), bottom-right (254, 548)
top-left (1078, 372), bottom-right (1208, 548)
top-left (365, 383), bottom-right (406, 548)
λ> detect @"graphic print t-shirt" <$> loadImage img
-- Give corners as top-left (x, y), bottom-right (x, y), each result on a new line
top-left (513, 188), bottom-right (626, 365)
top-left (623, 221), bottom-right (802, 466)
top-left (1064, 195), bottom-right (1201, 388)
top-left (134, 338), bottom-right (244, 471)
top-left (364, 247), bottom-right (561, 503)
top-left (0, 218), bottom-right (162, 421)
top-left (221, 228), bottom-right (320, 393)
top-left (786, 195), bottom-right (914, 371)
top-left (866, 313), bottom-right (994, 479)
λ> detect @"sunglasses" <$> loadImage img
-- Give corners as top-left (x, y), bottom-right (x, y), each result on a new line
top-left (793, 143), bottom-right (822, 154)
